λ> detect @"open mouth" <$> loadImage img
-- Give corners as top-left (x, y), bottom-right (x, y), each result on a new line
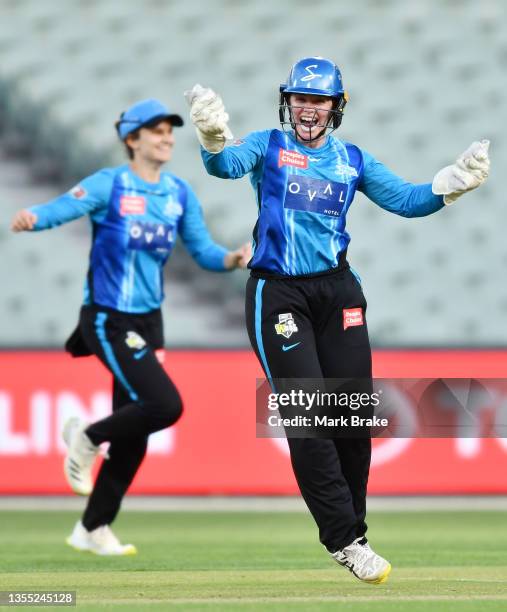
top-left (299, 115), bottom-right (320, 133)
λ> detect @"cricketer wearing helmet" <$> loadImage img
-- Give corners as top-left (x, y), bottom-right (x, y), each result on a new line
top-left (185, 57), bottom-right (490, 584)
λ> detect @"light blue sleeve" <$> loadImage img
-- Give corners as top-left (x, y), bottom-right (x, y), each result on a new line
top-left (358, 150), bottom-right (444, 218)
top-left (201, 130), bottom-right (271, 179)
top-left (29, 168), bottom-right (114, 230)
top-left (178, 181), bottom-right (229, 271)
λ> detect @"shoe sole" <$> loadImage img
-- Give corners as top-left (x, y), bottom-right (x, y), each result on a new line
top-left (92, 545), bottom-right (138, 556)
top-left (362, 563), bottom-right (392, 585)
top-left (66, 537), bottom-right (137, 556)
top-left (65, 537), bottom-right (92, 552)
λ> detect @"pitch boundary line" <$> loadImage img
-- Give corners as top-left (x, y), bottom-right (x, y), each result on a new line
top-left (79, 595), bottom-right (507, 604)
top-left (2, 495), bottom-right (507, 512)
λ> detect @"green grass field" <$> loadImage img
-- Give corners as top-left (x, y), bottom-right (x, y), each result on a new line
top-left (0, 509), bottom-right (506, 611)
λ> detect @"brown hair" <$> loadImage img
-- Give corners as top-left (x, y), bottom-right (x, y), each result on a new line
top-left (123, 130), bottom-right (140, 160)
top-left (114, 119), bottom-right (140, 159)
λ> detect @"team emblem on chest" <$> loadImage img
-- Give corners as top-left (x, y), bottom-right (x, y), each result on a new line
top-left (164, 198), bottom-right (183, 218)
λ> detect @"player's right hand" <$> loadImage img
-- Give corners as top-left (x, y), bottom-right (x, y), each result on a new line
top-left (224, 242), bottom-right (252, 270)
top-left (184, 84), bottom-right (233, 153)
top-left (10, 209), bottom-right (38, 232)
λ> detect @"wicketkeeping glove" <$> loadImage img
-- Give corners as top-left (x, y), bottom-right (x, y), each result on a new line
top-left (184, 84), bottom-right (233, 154)
top-left (432, 140), bottom-right (490, 205)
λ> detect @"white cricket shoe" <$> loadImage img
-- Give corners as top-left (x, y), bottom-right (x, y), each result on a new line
top-left (66, 521), bottom-right (137, 556)
top-left (62, 417), bottom-right (100, 496)
top-left (331, 537), bottom-right (391, 584)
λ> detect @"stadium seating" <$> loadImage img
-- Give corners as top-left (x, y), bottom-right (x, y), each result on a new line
top-left (0, 0), bottom-right (505, 346)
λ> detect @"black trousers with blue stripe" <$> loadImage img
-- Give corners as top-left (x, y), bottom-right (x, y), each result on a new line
top-left (245, 264), bottom-right (372, 553)
top-left (75, 305), bottom-right (183, 530)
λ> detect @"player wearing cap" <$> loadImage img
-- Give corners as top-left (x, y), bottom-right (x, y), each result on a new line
top-left (185, 58), bottom-right (490, 583)
top-left (11, 98), bottom-right (250, 556)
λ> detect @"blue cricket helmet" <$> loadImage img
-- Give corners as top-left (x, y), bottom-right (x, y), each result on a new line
top-left (279, 57), bottom-right (348, 140)
top-left (281, 56), bottom-right (345, 98)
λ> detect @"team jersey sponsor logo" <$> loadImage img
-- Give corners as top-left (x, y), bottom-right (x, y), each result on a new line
top-left (232, 139), bottom-right (245, 146)
top-left (128, 221), bottom-right (175, 251)
top-left (69, 184), bottom-right (87, 199)
top-left (335, 163), bottom-right (358, 178)
top-left (275, 313), bottom-right (298, 339)
top-left (125, 331), bottom-right (146, 349)
top-left (343, 307), bottom-right (364, 330)
top-left (120, 195), bottom-right (146, 216)
top-left (278, 148), bottom-right (309, 169)
top-left (284, 174), bottom-right (348, 217)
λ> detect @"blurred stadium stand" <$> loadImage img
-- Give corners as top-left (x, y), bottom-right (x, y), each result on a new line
top-left (0, 0), bottom-right (505, 347)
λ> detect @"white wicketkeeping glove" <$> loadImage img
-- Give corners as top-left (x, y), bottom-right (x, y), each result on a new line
top-left (184, 83), bottom-right (233, 154)
top-left (432, 140), bottom-right (490, 205)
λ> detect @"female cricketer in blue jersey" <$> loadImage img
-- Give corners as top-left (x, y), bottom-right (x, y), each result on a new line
top-left (11, 98), bottom-right (250, 556)
top-left (186, 57), bottom-right (490, 584)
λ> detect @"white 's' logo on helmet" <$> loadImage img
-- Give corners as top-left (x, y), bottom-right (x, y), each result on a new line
top-left (300, 64), bottom-right (323, 82)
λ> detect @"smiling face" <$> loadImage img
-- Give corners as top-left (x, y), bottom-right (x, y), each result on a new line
top-left (289, 93), bottom-right (334, 148)
top-left (126, 119), bottom-right (175, 164)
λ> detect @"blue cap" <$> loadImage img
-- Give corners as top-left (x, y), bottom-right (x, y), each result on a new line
top-left (116, 98), bottom-right (184, 139)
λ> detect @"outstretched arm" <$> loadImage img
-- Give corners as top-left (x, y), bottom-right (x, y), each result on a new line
top-left (359, 141), bottom-right (490, 217)
top-left (185, 84), bottom-right (269, 179)
top-left (201, 131), bottom-right (270, 180)
top-left (9, 169), bottom-right (113, 232)
top-left (358, 151), bottom-right (444, 218)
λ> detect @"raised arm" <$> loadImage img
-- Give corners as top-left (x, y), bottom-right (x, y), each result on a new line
top-left (358, 141), bottom-right (490, 218)
top-left (201, 130), bottom-right (270, 180)
top-left (10, 169), bottom-right (114, 232)
top-left (185, 83), bottom-right (269, 179)
top-left (358, 151), bottom-right (444, 218)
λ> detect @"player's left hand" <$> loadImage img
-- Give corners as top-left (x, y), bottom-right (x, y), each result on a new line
top-left (224, 242), bottom-right (252, 270)
top-left (432, 140), bottom-right (490, 205)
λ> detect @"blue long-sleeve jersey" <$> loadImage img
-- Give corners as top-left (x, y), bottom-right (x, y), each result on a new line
top-left (29, 165), bottom-right (228, 313)
top-left (202, 129), bottom-right (444, 276)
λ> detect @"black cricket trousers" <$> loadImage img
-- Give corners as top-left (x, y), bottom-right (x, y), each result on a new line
top-left (245, 263), bottom-right (372, 553)
top-left (74, 305), bottom-right (182, 530)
